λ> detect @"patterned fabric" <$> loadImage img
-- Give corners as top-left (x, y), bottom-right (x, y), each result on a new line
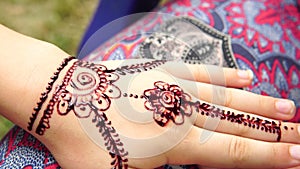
top-left (83, 0), bottom-right (300, 120)
top-left (1, 0), bottom-right (299, 168)
top-left (0, 127), bottom-right (59, 169)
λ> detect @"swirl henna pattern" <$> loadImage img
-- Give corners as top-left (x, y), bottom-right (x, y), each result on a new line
top-left (144, 81), bottom-right (193, 127)
top-left (28, 60), bottom-right (128, 168)
top-left (28, 59), bottom-right (166, 168)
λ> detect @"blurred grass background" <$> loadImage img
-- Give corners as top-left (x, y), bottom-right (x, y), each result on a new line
top-left (0, 0), bottom-right (98, 139)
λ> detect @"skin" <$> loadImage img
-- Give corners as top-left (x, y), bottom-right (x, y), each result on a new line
top-left (0, 24), bottom-right (299, 169)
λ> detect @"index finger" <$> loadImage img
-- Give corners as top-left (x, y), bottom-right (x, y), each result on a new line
top-left (161, 62), bottom-right (253, 87)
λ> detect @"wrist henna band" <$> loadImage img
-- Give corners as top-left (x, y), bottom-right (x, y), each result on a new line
top-left (35, 60), bottom-right (78, 135)
top-left (27, 56), bottom-right (75, 131)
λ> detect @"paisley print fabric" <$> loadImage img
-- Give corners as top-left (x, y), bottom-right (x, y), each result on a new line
top-left (83, 0), bottom-right (300, 120)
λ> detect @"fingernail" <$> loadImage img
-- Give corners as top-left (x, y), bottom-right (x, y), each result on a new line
top-left (275, 99), bottom-right (294, 114)
top-left (290, 145), bottom-right (300, 160)
top-left (237, 70), bottom-right (253, 80)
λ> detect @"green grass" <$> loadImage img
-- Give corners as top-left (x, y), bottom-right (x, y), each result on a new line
top-left (0, 0), bottom-right (98, 139)
top-left (0, 116), bottom-right (14, 139)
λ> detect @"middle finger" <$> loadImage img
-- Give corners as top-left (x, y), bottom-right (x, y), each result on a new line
top-left (177, 78), bottom-right (296, 120)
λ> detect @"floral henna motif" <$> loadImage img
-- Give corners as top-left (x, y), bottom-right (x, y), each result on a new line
top-left (143, 81), bottom-right (287, 141)
top-left (30, 60), bottom-right (128, 169)
top-left (55, 61), bottom-right (121, 118)
top-left (32, 60), bottom-right (169, 134)
top-left (144, 81), bottom-right (193, 127)
top-left (28, 59), bottom-right (169, 168)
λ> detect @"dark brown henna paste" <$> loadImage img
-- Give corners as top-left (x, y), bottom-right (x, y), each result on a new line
top-left (32, 60), bottom-right (129, 168)
top-left (27, 56), bottom-right (75, 131)
top-left (144, 81), bottom-right (193, 127)
top-left (122, 93), bottom-right (142, 99)
top-left (144, 81), bottom-right (285, 141)
top-left (93, 113), bottom-right (128, 168)
top-left (35, 62), bottom-right (77, 134)
top-left (29, 60), bottom-right (170, 168)
top-left (115, 60), bottom-right (167, 75)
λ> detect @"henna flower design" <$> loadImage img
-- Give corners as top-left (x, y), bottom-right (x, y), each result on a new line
top-left (51, 61), bottom-right (127, 168)
top-left (56, 62), bottom-right (121, 118)
top-left (144, 81), bottom-right (193, 127)
top-left (33, 60), bottom-right (176, 169)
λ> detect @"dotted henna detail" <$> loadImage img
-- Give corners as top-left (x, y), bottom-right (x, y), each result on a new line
top-left (143, 81), bottom-right (290, 142)
top-left (193, 102), bottom-right (283, 141)
top-left (122, 93), bottom-right (144, 99)
top-left (29, 60), bottom-right (170, 168)
top-left (27, 56), bottom-right (75, 131)
top-left (35, 60), bottom-right (170, 131)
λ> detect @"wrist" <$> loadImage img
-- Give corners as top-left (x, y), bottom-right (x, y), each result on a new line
top-left (25, 56), bottom-right (76, 137)
top-left (0, 37), bottom-right (72, 133)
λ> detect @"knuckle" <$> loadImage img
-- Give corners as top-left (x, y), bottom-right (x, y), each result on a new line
top-left (195, 65), bottom-right (204, 82)
top-left (224, 88), bottom-right (233, 107)
top-left (257, 94), bottom-right (271, 114)
top-left (258, 95), bottom-right (265, 110)
top-left (228, 137), bottom-right (249, 165)
top-left (210, 85), bottom-right (227, 105)
top-left (234, 122), bottom-right (251, 136)
top-left (270, 145), bottom-right (277, 168)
